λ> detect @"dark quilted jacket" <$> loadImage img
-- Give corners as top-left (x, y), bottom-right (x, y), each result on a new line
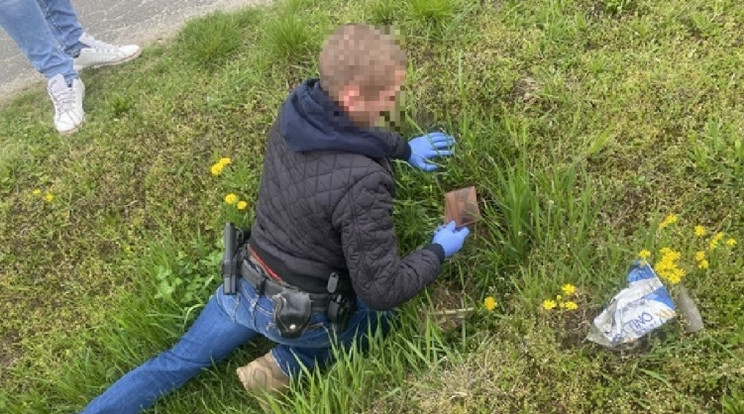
top-left (248, 79), bottom-right (445, 311)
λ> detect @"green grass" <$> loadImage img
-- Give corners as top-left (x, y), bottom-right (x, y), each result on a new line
top-left (1, 0), bottom-right (743, 413)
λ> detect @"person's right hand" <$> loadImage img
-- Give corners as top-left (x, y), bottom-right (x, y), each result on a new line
top-left (431, 221), bottom-right (471, 258)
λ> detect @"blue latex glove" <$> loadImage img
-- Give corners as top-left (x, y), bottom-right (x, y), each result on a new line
top-left (407, 132), bottom-right (456, 171)
top-left (431, 221), bottom-right (471, 258)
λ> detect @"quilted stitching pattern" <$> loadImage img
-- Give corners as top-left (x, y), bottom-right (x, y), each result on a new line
top-left (251, 120), bottom-right (441, 310)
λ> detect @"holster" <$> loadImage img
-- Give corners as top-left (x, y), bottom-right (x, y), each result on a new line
top-left (325, 272), bottom-right (356, 330)
top-left (271, 289), bottom-right (313, 339)
top-left (239, 253), bottom-right (356, 338)
top-left (327, 292), bottom-right (356, 328)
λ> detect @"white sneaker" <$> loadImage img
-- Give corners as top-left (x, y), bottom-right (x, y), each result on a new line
top-left (47, 74), bottom-right (85, 134)
top-left (73, 33), bottom-right (141, 71)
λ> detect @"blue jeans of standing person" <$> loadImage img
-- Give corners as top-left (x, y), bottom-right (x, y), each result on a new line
top-left (80, 276), bottom-right (392, 414)
top-left (0, 0), bottom-right (85, 85)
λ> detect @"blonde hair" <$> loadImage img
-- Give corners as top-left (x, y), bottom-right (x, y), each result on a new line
top-left (319, 24), bottom-right (407, 100)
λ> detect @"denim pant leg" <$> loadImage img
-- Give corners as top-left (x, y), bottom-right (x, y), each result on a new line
top-left (0, 0), bottom-right (77, 84)
top-left (268, 300), bottom-right (395, 378)
top-left (36, 0), bottom-right (84, 56)
top-left (80, 286), bottom-right (259, 414)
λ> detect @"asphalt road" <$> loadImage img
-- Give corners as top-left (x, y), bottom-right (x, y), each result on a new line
top-left (0, 0), bottom-right (270, 101)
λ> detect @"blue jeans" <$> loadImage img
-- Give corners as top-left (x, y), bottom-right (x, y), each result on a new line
top-left (0, 0), bottom-right (85, 84)
top-left (80, 276), bottom-right (392, 414)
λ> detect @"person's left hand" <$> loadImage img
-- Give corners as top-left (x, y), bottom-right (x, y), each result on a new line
top-left (407, 132), bottom-right (455, 171)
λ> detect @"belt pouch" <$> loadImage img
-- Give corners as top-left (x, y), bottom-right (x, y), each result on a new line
top-left (271, 289), bottom-right (313, 339)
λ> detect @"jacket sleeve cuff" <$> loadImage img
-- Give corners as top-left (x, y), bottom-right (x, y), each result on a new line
top-left (390, 135), bottom-right (412, 161)
top-left (423, 244), bottom-right (445, 264)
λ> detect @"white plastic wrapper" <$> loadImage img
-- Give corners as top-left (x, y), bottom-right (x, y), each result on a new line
top-left (587, 261), bottom-right (676, 349)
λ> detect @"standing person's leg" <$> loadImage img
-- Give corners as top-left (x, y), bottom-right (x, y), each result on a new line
top-left (0, 0), bottom-right (83, 134)
top-left (34, 0), bottom-right (84, 57)
top-left (0, 0), bottom-right (77, 84)
top-left (35, 0), bottom-right (141, 71)
top-left (81, 285), bottom-right (260, 414)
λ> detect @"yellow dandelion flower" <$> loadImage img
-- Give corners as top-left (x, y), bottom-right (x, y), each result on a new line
top-left (698, 259), bottom-right (709, 270)
top-left (659, 270), bottom-right (681, 284)
top-left (561, 283), bottom-right (577, 296)
top-left (655, 248), bottom-right (684, 285)
top-left (709, 232), bottom-right (724, 251)
top-left (483, 296), bottom-right (497, 311)
top-left (694, 226), bottom-right (706, 237)
top-left (638, 249), bottom-right (651, 259)
top-left (659, 214), bottom-right (678, 229)
top-left (224, 193), bottom-right (238, 205)
top-left (44, 192), bottom-right (55, 202)
top-left (665, 268), bottom-right (684, 284)
top-left (659, 247), bottom-right (674, 256)
top-left (726, 238), bottom-right (737, 247)
top-left (237, 201), bottom-right (248, 210)
top-left (218, 157), bottom-right (232, 166)
top-left (210, 163), bottom-right (224, 176)
top-left (564, 301), bottom-right (579, 310)
top-left (542, 299), bottom-right (557, 310)
top-left (669, 249), bottom-right (681, 261)
top-left (694, 251), bottom-right (705, 262)
top-left (32, 188), bottom-right (42, 196)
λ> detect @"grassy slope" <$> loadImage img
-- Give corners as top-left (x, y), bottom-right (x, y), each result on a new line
top-left (1, 0), bottom-right (742, 413)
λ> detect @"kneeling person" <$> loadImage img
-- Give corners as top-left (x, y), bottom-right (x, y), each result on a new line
top-left (80, 23), bottom-right (469, 414)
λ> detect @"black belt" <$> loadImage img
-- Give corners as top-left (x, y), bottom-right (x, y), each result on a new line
top-left (240, 257), bottom-right (332, 313)
top-left (247, 239), bottom-right (353, 295)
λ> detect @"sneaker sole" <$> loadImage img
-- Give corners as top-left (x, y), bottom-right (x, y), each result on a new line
top-left (73, 48), bottom-right (143, 72)
top-left (57, 114), bottom-right (85, 135)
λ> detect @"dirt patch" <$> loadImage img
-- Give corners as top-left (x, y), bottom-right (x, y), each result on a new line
top-left (0, 330), bottom-right (21, 370)
top-left (508, 76), bottom-right (540, 105)
top-left (420, 282), bottom-right (473, 332)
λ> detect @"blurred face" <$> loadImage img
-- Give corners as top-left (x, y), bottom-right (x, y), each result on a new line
top-left (340, 68), bottom-right (406, 127)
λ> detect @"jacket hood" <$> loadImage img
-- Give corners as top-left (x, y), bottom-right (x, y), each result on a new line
top-left (279, 79), bottom-right (395, 159)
